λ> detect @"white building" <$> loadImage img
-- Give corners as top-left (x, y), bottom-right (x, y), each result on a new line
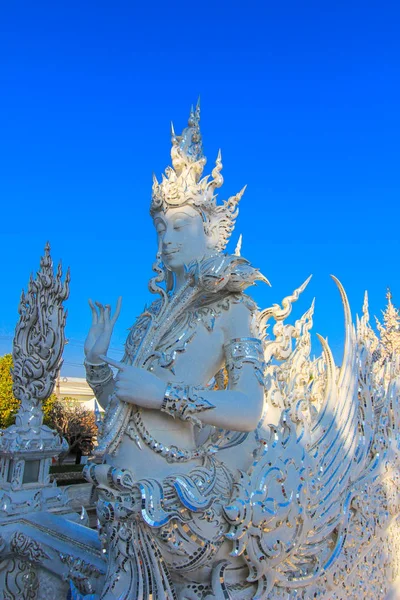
top-left (55, 376), bottom-right (103, 412)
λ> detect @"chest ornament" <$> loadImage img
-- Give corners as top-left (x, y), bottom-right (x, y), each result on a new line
top-left (96, 253), bottom-right (265, 458)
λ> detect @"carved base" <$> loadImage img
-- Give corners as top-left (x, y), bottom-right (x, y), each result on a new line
top-left (0, 512), bottom-right (105, 599)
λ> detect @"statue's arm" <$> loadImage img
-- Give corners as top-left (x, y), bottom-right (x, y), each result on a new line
top-left (97, 302), bottom-right (264, 432)
top-left (189, 375), bottom-right (264, 432)
top-left (197, 301), bottom-right (264, 431)
top-left (160, 301), bottom-right (265, 432)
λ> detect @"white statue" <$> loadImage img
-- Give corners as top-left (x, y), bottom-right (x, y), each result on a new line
top-left (83, 102), bottom-right (400, 600)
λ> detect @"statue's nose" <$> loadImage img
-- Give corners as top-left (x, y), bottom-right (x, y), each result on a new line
top-left (162, 231), bottom-right (173, 246)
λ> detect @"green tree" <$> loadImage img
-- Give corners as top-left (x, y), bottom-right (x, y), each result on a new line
top-left (0, 354), bottom-right (20, 428)
top-left (0, 353), bottom-right (60, 429)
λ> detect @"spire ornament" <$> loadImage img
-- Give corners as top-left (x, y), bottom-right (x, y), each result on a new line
top-left (0, 243), bottom-right (70, 516)
top-left (151, 102), bottom-right (245, 251)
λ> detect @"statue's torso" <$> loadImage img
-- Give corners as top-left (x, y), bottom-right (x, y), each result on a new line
top-left (106, 292), bottom-right (255, 479)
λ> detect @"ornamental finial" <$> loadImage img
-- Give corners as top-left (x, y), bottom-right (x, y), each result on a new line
top-left (0, 243), bottom-right (70, 516)
top-left (12, 243), bottom-right (70, 425)
top-left (171, 98), bottom-right (204, 171)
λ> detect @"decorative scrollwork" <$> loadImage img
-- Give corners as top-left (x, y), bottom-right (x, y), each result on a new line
top-left (12, 242), bottom-right (70, 426)
top-left (60, 552), bottom-right (102, 595)
top-left (10, 532), bottom-right (49, 563)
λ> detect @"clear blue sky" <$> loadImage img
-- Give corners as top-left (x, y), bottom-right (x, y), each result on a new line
top-left (0, 1), bottom-right (399, 375)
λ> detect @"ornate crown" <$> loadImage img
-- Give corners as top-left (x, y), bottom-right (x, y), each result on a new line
top-left (150, 100), bottom-right (245, 251)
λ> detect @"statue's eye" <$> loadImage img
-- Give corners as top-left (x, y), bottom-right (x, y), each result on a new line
top-left (173, 219), bottom-right (187, 229)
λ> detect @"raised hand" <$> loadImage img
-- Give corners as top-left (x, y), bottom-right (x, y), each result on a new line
top-left (84, 297), bottom-right (122, 365)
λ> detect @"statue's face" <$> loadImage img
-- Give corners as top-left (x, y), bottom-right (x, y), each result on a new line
top-left (154, 205), bottom-right (213, 271)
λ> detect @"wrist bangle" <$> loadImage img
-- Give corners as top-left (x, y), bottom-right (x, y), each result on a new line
top-left (161, 382), bottom-right (215, 428)
top-left (84, 360), bottom-right (113, 395)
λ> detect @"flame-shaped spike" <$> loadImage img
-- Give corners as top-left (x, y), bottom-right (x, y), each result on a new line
top-left (207, 150), bottom-right (224, 192)
top-left (331, 275), bottom-right (351, 321)
top-left (299, 274), bottom-right (313, 293)
top-left (363, 290), bottom-right (369, 315)
top-left (194, 97), bottom-right (201, 123)
top-left (238, 185), bottom-right (247, 203)
top-left (316, 333), bottom-right (336, 393)
top-left (188, 100), bottom-right (201, 130)
top-left (259, 273), bottom-right (272, 287)
top-left (227, 185), bottom-right (247, 211)
top-left (234, 234), bottom-right (242, 256)
top-left (330, 275), bottom-right (355, 391)
top-left (152, 172), bottom-right (159, 186)
top-left (170, 121), bottom-right (176, 139)
top-left (258, 274), bottom-right (312, 331)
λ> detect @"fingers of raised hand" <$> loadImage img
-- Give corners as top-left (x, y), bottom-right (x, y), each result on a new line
top-left (104, 304), bottom-right (111, 323)
top-left (111, 296), bottom-right (122, 325)
top-left (95, 301), bottom-right (105, 324)
top-left (88, 299), bottom-right (98, 325)
top-left (88, 297), bottom-right (121, 327)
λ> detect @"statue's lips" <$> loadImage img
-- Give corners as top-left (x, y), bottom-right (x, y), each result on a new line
top-left (163, 249), bottom-right (180, 256)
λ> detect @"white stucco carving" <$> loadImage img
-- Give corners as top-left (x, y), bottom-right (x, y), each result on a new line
top-left (79, 104), bottom-right (400, 599)
top-left (1, 104), bottom-right (399, 599)
top-left (0, 246), bottom-right (104, 599)
top-left (0, 244), bottom-right (70, 518)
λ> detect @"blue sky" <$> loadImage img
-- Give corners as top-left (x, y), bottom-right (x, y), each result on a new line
top-left (0, 1), bottom-right (399, 375)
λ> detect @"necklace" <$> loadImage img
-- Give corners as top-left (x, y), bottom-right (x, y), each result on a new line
top-left (129, 409), bottom-right (221, 463)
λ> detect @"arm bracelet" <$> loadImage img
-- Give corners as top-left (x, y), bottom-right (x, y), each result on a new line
top-left (84, 360), bottom-right (113, 397)
top-left (224, 337), bottom-right (265, 387)
top-left (160, 382), bottom-right (215, 428)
